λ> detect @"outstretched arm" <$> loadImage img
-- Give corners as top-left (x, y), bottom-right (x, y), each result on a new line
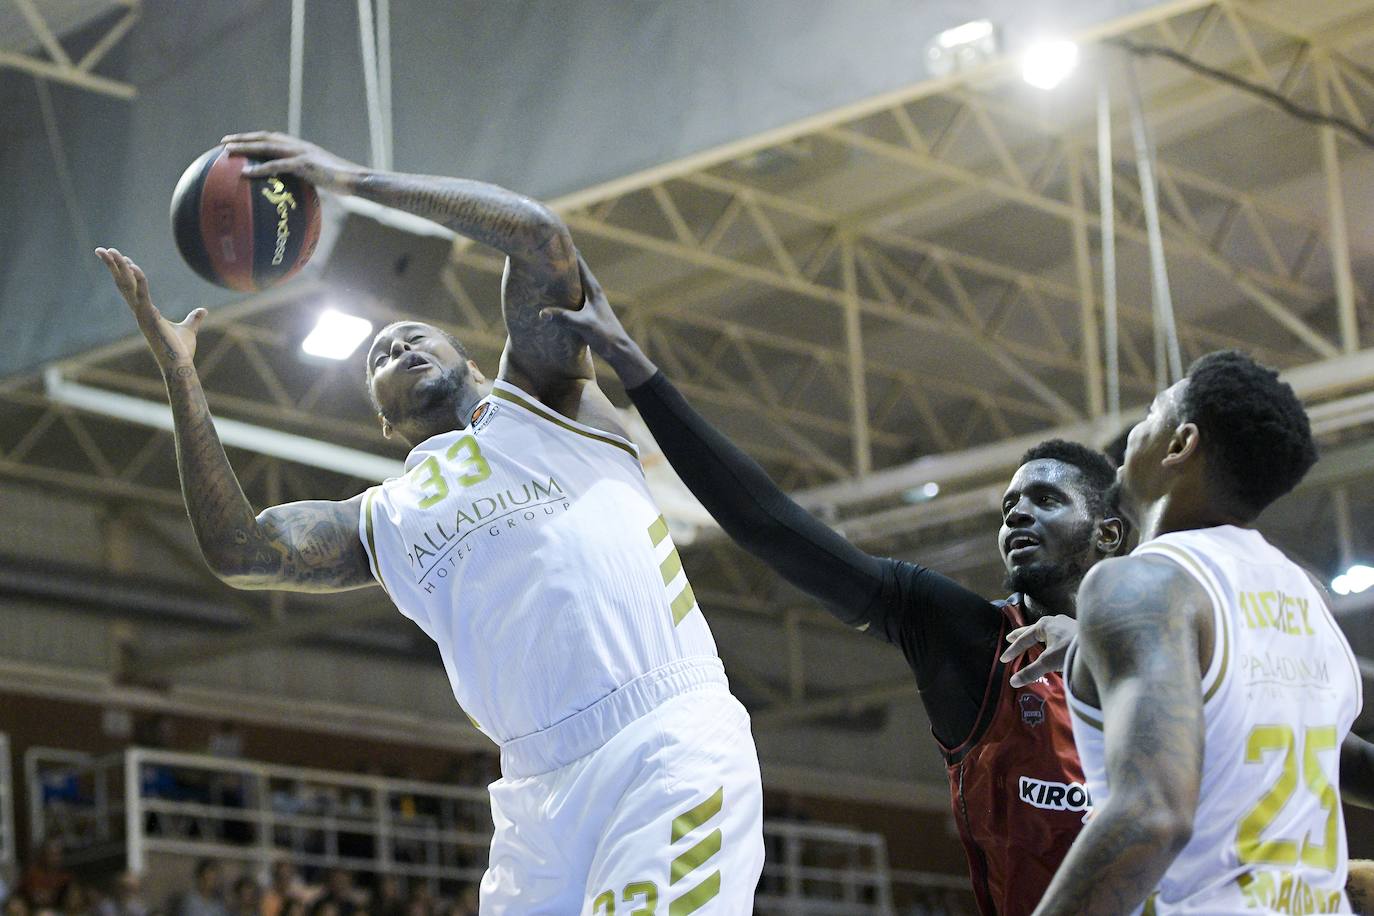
top-left (1033, 555), bottom-right (1207, 915)
top-left (547, 259), bottom-right (1011, 745)
top-left (97, 248), bottom-right (373, 593)
top-left (545, 258), bottom-right (887, 624)
top-left (223, 132), bottom-right (587, 386)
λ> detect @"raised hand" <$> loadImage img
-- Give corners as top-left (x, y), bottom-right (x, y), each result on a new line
top-left (541, 254), bottom-right (657, 388)
top-left (1001, 613), bottom-right (1078, 688)
top-left (96, 247), bottom-right (205, 374)
top-left (221, 131), bottom-right (364, 191)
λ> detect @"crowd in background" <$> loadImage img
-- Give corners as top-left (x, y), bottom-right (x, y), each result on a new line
top-left (0, 839), bottom-right (480, 916)
top-left (11, 716), bottom-right (948, 913)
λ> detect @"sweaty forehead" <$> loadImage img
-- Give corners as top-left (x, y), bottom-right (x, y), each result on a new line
top-left (1004, 459), bottom-right (1085, 499)
top-left (370, 322), bottom-right (432, 351)
top-left (1154, 378), bottom-right (1188, 416)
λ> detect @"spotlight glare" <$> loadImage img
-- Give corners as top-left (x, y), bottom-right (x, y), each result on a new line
top-left (925, 19), bottom-right (999, 79)
top-left (936, 19), bottom-right (994, 50)
top-left (302, 309), bottom-right (373, 360)
top-left (1021, 38), bottom-right (1079, 90)
top-left (902, 481), bottom-right (942, 504)
top-left (1332, 563), bottom-right (1374, 596)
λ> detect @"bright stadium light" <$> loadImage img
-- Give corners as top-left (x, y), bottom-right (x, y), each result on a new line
top-left (903, 481), bottom-right (941, 503)
top-left (1021, 38), bottom-right (1079, 90)
top-left (1331, 564), bottom-right (1374, 596)
top-left (302, 309), bottom-right (373, 360)
top-left (925, 19), bottom-right (999, 79)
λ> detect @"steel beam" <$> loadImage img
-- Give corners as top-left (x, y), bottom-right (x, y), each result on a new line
top-left (797, 347), bottom-right (1374, 513)
top-left (43, 369), bottom-right (403, 481)
top-left (840, 236), bottom-right (873, 475)
top-left (1316, 54), bottom-right (1360, 353)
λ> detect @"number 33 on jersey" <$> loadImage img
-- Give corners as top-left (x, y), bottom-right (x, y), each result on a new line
top-left (358, 379), bottom-right (719, 746)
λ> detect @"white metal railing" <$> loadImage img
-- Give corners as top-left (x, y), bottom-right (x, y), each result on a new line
top-left (0, 734), bottom-right (14, 878)
top-left (25, 746), bottom-right (976, 911)
top-left (25, 747), bottom-right (127, 865)
top-left (755, 820), bottom-right (896, 915)
top-left (123, 748), bottom-right (494, 893)
top-left (26, 747), bottom-right (493, 893)
top-left (888, 868), bottom-right (980, 915)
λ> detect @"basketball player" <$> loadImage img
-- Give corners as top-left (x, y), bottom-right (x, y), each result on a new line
top-left (94, 131), bottom-right (763, 914)
top-left (545, 260), bottom-right (1125, 915)
top-left (1036, 350), bottom-right (1363, 914)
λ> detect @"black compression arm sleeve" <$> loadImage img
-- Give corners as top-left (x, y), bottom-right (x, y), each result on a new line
top-left (628, 371), bottom-right (888, 629)
top-left (629, 372), bottom-right (1014, 747)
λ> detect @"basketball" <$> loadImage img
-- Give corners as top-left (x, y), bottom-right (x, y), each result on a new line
top-left (169, 145), bottom-right (321, 292)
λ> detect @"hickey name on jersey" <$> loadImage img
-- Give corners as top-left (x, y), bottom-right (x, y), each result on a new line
top-left (1237, 589), bottom-right (1316, 636)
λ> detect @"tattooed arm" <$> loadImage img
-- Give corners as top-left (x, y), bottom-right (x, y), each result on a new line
top-left (97, 248), bottom-right (373, 593)
top-left (223, 132), bottom-right (588, 387)
top-left (1032, 555), bottom-right (1208, 916)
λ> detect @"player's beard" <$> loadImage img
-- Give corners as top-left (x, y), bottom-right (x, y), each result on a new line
top-left (396, 364), bottom-right (470, 429)
top-left (1003, 523), bottom-right (1097, 602)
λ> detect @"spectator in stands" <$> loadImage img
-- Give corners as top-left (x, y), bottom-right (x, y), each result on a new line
top-left (312, 871), bottom-right (356, 916)
top-left (401, 884), bottom-right (431, 916)
top-left (95, 872), bottom-right (147, 916)
top-left (55, 882), bottom-right (93, 916)
top-left (3, 896), bottom-right (29, 916)
top-left (18, 838), bottom-right (73, 910)
top-left (227, 877), bottom-right (256, 916)
top-left (259, 862), bottom-right (304, 916)
top-left (369, 877), bottom-right (403, 916)
top-left (450, 885), bottom-right (477, 916)
top-left (177, 860), bottom-right (226, 916)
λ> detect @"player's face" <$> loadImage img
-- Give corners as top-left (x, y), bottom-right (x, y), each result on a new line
top-left (1117, 379), bottom-right (1188, 521)
top-left (366, 322), bottom-right (471, 424)
top-left (999, 459), bottom-right (1101, 595)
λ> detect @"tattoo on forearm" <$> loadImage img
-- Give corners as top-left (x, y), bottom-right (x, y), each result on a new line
top-left (164, 373), bottom-right (371, 592)
top-left (352, 173), bottom-right (587, 378)
top-left (1035, 560), bottom-right (1205, 915)
top-left (353, 173), bottom-right (549, 261)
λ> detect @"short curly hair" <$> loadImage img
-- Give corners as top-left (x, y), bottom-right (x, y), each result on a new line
top-left (1019, 439), bottom-right (1118, 517)
top-left (1177, 350), bottom-right (1317, 515)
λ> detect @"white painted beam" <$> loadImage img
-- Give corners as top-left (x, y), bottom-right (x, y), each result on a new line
top-left (43, 368), bottom-right (404, 482)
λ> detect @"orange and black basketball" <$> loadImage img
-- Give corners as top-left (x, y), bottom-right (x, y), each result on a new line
top-left (170, 145), bottom-right (321, 292)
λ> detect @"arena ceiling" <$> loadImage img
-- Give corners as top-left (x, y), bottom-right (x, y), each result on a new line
top-left (3, 0), bottom-right (1374, 764)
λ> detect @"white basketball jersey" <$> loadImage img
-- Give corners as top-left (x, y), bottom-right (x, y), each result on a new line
top-left (1067, 526), bottom-right (1363, 915)
top-left (358, 379), bottom-right (719, 746)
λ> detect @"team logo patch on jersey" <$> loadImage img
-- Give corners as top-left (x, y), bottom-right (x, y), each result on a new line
top-left (1018, 692), bottom-right (1046, 727)
top-left (1018, 776), bottom-right (1092, 815)
top-left (470, 402), bottom-right (498, 431)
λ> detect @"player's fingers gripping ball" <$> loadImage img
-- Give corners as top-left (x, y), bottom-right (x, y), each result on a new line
top-left (170, 145), bottom-right (321, 292)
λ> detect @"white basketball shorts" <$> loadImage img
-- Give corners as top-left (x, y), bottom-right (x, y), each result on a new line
top-left (479, 657), bottom-right (764, 914)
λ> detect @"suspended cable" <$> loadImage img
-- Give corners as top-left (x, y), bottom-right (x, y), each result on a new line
top-left (1108, 37), bottom-right (1374, 152)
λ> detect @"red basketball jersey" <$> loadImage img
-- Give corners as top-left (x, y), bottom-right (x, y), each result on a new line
top-left (939, 599), bottom-right (1089, 916)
